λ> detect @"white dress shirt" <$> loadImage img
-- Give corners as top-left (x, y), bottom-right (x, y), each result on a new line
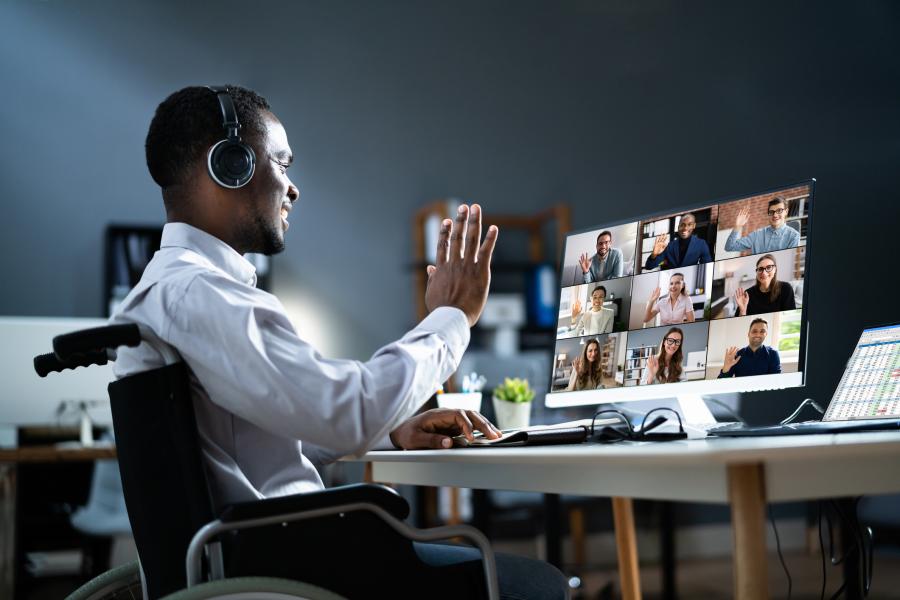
top-left (110, 223), bottom-right (470, 508)
top-left (572, 307), bottom-right (614, 335)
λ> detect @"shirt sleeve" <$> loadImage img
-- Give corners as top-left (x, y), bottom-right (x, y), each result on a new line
top-left (770, 349), bottom-right (782, 374)
top-left (724, 230), bottom-right (752, 252)
top-left (699, 239), bottom-right (712, 263)
top-left (611, 250), bottom-right (623, 278)
top-left (166, 273), bottom-right (470, 458)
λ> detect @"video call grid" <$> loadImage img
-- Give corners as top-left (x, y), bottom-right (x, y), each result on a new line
top-left (550, 189), bottom-right (810, 393)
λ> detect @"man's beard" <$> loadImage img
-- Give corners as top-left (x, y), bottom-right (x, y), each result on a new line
top-left (237, 211), bottom-right (285, 256)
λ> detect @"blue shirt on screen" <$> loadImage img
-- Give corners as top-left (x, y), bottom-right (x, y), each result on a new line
top-left (645, 235), bottom-right (712, 270)
top-left (717, 345), bottom-right (782, 378)
top-left (724, 225), bottom-right (800, 254)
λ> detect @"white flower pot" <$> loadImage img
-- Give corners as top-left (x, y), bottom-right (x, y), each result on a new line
top-left (436, 392), bottom-right (483, 412)
top-left (492, 397), bottom-right (531, 431)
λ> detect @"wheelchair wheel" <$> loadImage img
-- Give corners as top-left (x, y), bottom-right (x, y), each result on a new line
top-left (65, 559), bottom-right (143, 599)
top-left (159, 577), bottom-right (348, 600)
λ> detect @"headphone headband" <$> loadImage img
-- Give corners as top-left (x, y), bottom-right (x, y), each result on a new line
top-left (207, 86), bottom-right (241, 140)
top-left (206, 85), bottom-right (256, 189)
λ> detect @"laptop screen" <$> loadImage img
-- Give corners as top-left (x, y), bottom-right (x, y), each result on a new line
top-left (824, 324), bottom-right (900, 421)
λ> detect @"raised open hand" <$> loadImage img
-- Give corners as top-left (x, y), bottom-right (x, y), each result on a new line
top-left (651, 234), bottom-right (669, 258)
top-left (722, 346), bottom-right (742, 373)
top-left (571, 297), bottom-right (583, 321)
top-left (649, 286), bottom-right (662, 305)
top-left (645, 354), bottom-right (659, 381)
top-left (425, 204), bottom-right (499, 327)
top-left (733, 287), bottom-right (749, 316)
top-left (734, 207), bottom-right (750, 230)
top-left (579, 252), bottom-right (591, 274)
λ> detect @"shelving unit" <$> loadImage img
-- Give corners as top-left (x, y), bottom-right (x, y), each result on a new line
top-left (624, 344), bottom-right (656, 386)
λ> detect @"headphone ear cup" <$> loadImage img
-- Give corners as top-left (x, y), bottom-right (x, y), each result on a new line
top-left (207, 139), bottom-right (256, 188)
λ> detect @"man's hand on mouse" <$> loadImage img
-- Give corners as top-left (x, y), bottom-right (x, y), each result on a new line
top-left (389, 408), bottom-right (502, 449)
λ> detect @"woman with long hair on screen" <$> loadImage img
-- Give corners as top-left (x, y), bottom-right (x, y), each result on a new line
top-left (733, 254), bottom-right (796, 316)
top-left (643, 272), bottom-right (696, 326)
top-left (566, 338), bottom-right (603, 391)
top-left (644, 327), bottom-right (684, 385)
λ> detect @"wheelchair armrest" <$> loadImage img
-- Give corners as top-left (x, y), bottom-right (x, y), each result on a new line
top-left (217, 483), bottom-right (409, 523)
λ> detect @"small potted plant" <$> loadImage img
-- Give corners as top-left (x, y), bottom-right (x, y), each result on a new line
top-left (492, 377), bottom-right (535, 430)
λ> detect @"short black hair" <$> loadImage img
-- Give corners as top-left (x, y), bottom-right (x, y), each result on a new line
top-left (145, 85), bottom-right (271, 189)
top-left (749, 318), bottom-right (768, 330)
top-left (596, 231), bottom-right (612, 243)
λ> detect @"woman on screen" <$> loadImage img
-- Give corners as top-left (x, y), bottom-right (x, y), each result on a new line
top-left (642, 273), bottom-right (695, 326)
top-left (566, 338), bottom-right (603, 391)
top-left (733, 254), bottom-right (796, 316)
top-left (571, 285), bottom-right (614, 335)
top-left (644, 327), bottom-right (684, 385)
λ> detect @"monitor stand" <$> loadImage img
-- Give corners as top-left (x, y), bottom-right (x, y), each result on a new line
top-left (677, 393), bottom-right (717, 427)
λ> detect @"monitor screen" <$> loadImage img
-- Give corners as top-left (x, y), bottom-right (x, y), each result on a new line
top-left (546, 181), bottom-right (814, 408)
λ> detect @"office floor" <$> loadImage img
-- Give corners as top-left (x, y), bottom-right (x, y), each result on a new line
top-left (570, 550), bottom-right (900, 599)
top-left (25, 551), bottom-right (900, 599)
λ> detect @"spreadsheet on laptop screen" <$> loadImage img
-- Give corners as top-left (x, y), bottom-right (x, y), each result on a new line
top-left (824, 324), bottom-right (900, 421)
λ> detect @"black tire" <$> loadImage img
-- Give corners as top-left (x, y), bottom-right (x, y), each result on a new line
top-left (159, 577), bottom-right (348, 600)
top-left (65, 560), bottom-right (143, 600)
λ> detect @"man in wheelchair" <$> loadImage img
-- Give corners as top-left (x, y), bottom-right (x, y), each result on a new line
top-left (104, 85), bottom-right (568, 599)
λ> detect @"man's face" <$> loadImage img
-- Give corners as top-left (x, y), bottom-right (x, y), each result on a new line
top-left (596, 234), bottom-right (612, 257)
top-left (768, 202), bottom-right (786, 228)
top-left (236, 114), bottom-right (299, 255)
top-left (748, 323), bottom-right (768, 349)
top-left (677, 216), bottom-right (696, 239)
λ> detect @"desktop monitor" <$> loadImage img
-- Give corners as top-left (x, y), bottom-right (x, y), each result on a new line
top-left (546, 180), bottom-right (814, 420)
top-left (0, 317), bottom-right (114, 429)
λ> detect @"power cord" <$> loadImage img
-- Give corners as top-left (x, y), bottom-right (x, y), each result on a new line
top-left (780, 398), bottom-right (826, 425)
top-left (818, 498), bottom-right (874, 599)
top-left (769, 506), bottom-right (792, 600)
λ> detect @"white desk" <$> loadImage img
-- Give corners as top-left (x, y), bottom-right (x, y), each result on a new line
top-left (357, 432), bottom-right (900, 600)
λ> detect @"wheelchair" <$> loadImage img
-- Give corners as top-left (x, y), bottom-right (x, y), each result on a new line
top-left (35, 324), bottom-right (499, 600)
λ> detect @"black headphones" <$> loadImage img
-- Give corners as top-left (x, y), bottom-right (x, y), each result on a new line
top-left (206, 86), bottom-right (256, 189)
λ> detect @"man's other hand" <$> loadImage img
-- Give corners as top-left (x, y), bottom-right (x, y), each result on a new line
top-left (389, 408), bottom-right (502, 450)
top-left (424, 204), bottom-right (498, 327)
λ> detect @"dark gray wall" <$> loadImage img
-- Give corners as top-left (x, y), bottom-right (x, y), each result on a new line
top-left (2, 1), bottom-right (898, 422)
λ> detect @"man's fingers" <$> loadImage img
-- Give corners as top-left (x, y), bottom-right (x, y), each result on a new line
top-left (468, 411), bottom-right (501, 439)
top-left (435, 219), bottom-right (451, 267)
top-left (454, 409), bottom-right (475, 441)
top-left (449, 205), bottom-right (468, 262)
top-left (476, 225), bottom-right (498, 267)
top-left (426, 265), bottom-right (436, 277)
top-left (417, 432), bottom-right (453, 449)
top-left (465, 204), bottom-right (482, 263)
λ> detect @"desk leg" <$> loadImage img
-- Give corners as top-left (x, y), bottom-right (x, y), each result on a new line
top-left (727, 463), bottom-right (768, 600)
top-left (612, 497), bottom-right (642, 600)
top-left (0, 465), bottom-right (15, 600)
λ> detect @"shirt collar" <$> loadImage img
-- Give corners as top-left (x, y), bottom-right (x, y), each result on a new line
top-left (160, 222), bottom-right (258, 286)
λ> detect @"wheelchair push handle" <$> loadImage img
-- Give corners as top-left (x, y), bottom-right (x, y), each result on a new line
top-left (53, 324), bottom-right (141, 359)
top-left (33, 324), bottom-right (142, 377)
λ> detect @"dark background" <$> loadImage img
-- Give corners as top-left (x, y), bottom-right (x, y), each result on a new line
top-left (1, 1), bottom-right (898, 424)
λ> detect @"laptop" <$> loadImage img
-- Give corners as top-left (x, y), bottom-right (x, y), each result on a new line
top-left (710, 323), bottom-right (900, 437)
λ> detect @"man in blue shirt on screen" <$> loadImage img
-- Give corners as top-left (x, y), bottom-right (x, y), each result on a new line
top-left (724, 197), bottom-right (801, 254)
top-left (644, 212), bottom-right (712, 270)
top-left (718, 318), bottom-right (782, 378)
